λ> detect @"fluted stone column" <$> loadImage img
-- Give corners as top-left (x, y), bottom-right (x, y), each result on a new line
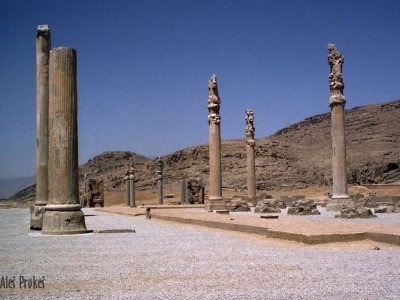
top-left (128, 165), bottom-right (136, 207)
top-left (157, 156), bottom-right (164, 205)
top-left (205, 74), bottom-right (226, 211)
top-left (30, 25), bottom-right (51, 230)
top-left (246, 109), bottom-right (256, 203)
top-left (42, 47), bottom-right (87, 235)
top-left (327, 44), bottom-right (350, 210)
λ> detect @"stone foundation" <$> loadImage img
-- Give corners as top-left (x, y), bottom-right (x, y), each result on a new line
top-left (30, 205), bottom-right (46, 230)
top-left (205, 198), bottom-right (227, 211)
top-left (42, 209), bottom-right (87, 235)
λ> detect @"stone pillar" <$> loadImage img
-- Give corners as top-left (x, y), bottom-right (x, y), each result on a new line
top-left (246, 109), bottom-right (256, 203)
top-left (124, 168), bottom-right (130, 206)
top-left (128, 165), bottom-right (136, 207)
top-left (42, 47), bottom-right (87, 235)
top-left (30, 25), bottom-right (51, 230)
top-left (205, 74), bottom-right (226, 211)
top-left (157, 156), bottom-right (164, 205)
top-left (327, 44), bottom-right (350, 210)
top-left (181, 178), bottom-right (187, 204)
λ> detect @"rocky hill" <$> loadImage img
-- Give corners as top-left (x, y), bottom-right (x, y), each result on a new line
top-left (9, 99), bottom-right (400, 201)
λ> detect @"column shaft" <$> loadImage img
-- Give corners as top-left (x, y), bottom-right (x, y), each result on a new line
top-left (247, 145), bottom-right (256, 199)
top-left (208, 122), bottom-right (222, 200)
top-left (331, 103), bottom-right (348, 197)
top-left (31, 25), bottom-right (51, 230)
top-left (42, 47), bottom-right (86, 235)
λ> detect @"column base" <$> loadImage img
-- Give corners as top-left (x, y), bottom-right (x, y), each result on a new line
top-left (326, 195), bottom-right (352, 211)
top-left (30, 205), bottom-right (47, 230)
top-left (205, 197), bottom-right (227, 211)
top-left (42, 208), bottom-right (87, 235)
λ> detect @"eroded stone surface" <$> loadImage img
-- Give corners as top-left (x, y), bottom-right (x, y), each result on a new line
top-left (227, 199), bottom-right (250, 212)
top-left (335, 205), bottom-right (377, 219)
top-left (254, 199), bottom-right (281, 213)
top-left (287, 199), bottom-right (320, 215)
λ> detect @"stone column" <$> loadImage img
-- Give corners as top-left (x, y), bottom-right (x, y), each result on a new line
top-left (181, 178), bottom-right (187, 204)
top-left (128, 165), bottom-right (136, 207)
top-left (30, 25), bottom-right (51, 230)
top-left (246, 109), bottom-right (256, 203)
top-left (42, 47), bottom-right (87, 235)
top-left (205, 74), bottom-right (226, 211)
top-left (327, 44), bottom-right (350, 210)
top-left (157, 156), bottom-right (164, 205)
top-left (124, 167), bottom-right (130, 206)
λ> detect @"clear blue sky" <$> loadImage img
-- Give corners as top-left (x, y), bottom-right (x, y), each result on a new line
top-left (0, 0), bottom-right (399, 178)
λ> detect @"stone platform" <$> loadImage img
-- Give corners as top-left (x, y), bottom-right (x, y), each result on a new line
top-left (98, 205), bottom-right (400, 246)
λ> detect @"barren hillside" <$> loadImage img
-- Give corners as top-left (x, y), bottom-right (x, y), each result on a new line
top-left (9, 99), bottom-right (400, 201)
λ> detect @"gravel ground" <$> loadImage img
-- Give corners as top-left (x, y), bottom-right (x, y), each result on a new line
top-left (1, 208), bottom-right (399, 300)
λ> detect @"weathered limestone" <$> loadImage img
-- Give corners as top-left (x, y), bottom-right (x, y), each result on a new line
top-left (186, 175), bottom-right (204, 204)
top-left (327, 44), bottom-right (350, 210)
top-left (83, 177), bottom-right (104, 207)
top-left (30, 25), bottom-right (51, 230)
top-left (157, 156), bottom-right (164, 205)
top-left (335, 204), bottom-right (377, 218)
top-left (42, 48), bottom-right (87, 235)
top-left (124, 168), bottom-right (130, 206)
top-left (181, 178), bottom-right (187, 204)
top-left (205, 74), bottom-right (226, 211)
top-left (129, 164), bottom-right (135, 207)
top-left (287, 199), bottom-right (321, 215)
top-left (254, 199), bottom-right (282, 213)
top-left (246, 109), bottom-right (256, 203)
top-left (227, 199), bottom-right (250, 212)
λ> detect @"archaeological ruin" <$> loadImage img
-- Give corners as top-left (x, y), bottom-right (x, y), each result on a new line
top-left (157, 156), bottom-right (164, 205)
top-left (205, 74), bottom-right (226, 211)
top-left (327, 43), bottom-right (351, 210)
top-left (82, 177), bottom-right (104, 208)
top-left (41, 47), bottom-right (87, 235)
top-left (246, 109), bottom-right (256, 202)
top-left (30, 25), bottom-right (51, 230)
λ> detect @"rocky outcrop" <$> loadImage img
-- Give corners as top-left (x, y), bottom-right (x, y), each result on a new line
top-left (335, 205), bottom-right (377, 218)
top-left (226, 199), bottom-right (250, 212)
top-left (287, 199), bottom-right (320, 215)
top-left (254, 199), bottom-right (281, 213)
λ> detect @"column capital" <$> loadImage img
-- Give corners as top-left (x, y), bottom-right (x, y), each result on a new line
top-left (208, 74), bottom-right (221, 125)
top-left (37, 24), bottom-right (50, 39)
top-left (329, 95), bottom-right (346, 108)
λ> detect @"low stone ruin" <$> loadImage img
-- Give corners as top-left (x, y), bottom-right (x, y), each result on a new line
top-left (181, 176), bottom-right (204, 204)
top-left (335, 204), bottom-right (377, 218)
top-left (287, 199), bottom-right (320, 215)
top-left (355, 195), bottom-right (378, 208)
top-left (82, 178), bottom-right (104, 207)
top-left (254, 199), bottom-right (282, 213)
top-left (374, 204), bottom-right (400, 214)
top-left (226, 199), bottom-right (250, 212)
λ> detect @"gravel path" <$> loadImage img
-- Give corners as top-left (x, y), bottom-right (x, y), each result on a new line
top-left (1, 208), bottom-right (399, 299)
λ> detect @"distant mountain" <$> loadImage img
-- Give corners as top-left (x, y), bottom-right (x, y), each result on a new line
top-left (8, 99), bottom-right (400, 201)
top-left (0, 176), bottom-right (35, 199)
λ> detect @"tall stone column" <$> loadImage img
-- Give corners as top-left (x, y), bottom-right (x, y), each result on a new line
top-left (246, 109), bottom-right (256, 203)
top-left (30, 25), bottom-right (51, 230)
top-left (205, 74), bottom-right (226, 211)
top-left (327, 44), bottom-right (350, 210)
top-left (128, 164), bottom-right (136, 207)
top-left (157, 156), bottom-right (164, 205)
top-left (42, 47), bottom-right (87, 235)
top-left (124, 167), bottom-right (130, 206)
